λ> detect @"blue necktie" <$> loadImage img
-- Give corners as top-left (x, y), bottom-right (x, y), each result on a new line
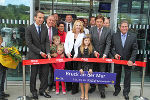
top-left (38, 26), bottom-right (41, 40)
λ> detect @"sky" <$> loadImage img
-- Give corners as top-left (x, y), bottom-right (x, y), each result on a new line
top-left (0, 0), bottom-right (30, 6)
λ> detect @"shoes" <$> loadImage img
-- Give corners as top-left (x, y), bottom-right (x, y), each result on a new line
top-left (80, 96), bottom-right (84, 100)
top-left (0, 96), bottom-right (8, 100)
top-left (100, 92), bottom-right (106, 98)
top-left (113, 89), bottom-right (121, 96)
top-left (71, 90), bottom-right (79, 95)
top-left (2, 92), bottom-right (10, 98)
top-left (56, 89), bottom-right (59, 95)
top-left (62, 89), bottom-right (66, 95)
top-left (85, 97), bottom-right (89, 100)
top-left (39, 92), bottom-right (51, 98)
top-left (124, 94), bottom-right (129, 100)
top-left (88, 88), bottom-right (95, 93)
top-left (32, 93), bottom-right (38, 99)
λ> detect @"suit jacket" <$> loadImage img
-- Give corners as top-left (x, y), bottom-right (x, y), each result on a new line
top-left (111, 32), bottom-right (138, 62)
top-left (25, 24), bottom-right (50, 59)
top-left (64, 31), bottom-right (84, 57)
top-left (90, 26), bottom-right (111, 57)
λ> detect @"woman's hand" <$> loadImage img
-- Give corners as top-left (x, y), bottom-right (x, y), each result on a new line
top-left (67, 53), bottom-right (71, 58)
top-left (79, 69), bottom-right (84, 74)
top-left (88, 69), bottom-right (93, 74)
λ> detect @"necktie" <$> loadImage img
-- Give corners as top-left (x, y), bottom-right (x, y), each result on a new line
top-left (49, 27), bottom-right (52, 44)
top-left (38, 26), bottom-right (41, 40)
top-left (68, 23), bottom-right (70, 31)
top-left (122, 35), bottom-right (126, 47)
top-left (98, 29), bottom-right (101, 40)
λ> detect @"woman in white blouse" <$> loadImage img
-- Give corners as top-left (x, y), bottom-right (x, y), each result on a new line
top-left (64, 20), bottom-right (84, 58)
top-left (64, 20), bottom-right (84, 94)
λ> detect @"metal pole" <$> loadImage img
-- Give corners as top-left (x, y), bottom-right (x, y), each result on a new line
top-left (52, 0), bottom-right (54, 14)
top-left (89, 0), bottom-right (93, 20)
top-left (17, 55), bottom-right (31, 100)
top-left (133, 58), bottom-right (149, 100)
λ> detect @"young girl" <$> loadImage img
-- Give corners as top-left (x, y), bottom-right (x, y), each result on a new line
top-left (52, 44), bottom-right (66, 95)
top-left (77, 34), bottom-right (94, 100)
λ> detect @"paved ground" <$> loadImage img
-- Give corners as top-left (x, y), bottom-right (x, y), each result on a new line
top-left (5, 83), bottom-right (150, 100)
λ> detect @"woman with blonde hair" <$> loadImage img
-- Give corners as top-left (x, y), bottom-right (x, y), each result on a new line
top-left (64, 20), bottom-right (85, 94)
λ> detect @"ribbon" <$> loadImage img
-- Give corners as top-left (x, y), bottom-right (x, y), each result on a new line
top-left (23, 58), bottom-right (146, 67)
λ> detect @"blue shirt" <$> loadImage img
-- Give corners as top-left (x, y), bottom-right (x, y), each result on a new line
top-left (121, 32), bottom-right (127, 47)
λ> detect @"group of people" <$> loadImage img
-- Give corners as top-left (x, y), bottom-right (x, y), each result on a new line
top-left (0, 10), bottom-right (138, 100)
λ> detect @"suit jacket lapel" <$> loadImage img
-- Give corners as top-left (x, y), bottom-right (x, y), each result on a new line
top-left (41, 25), bottom-right (44, 42)
top-left (118, 33), bottom-right (124, 49)
top-left (124, 33), bottom-right (131, 48)
top-left (100, 27), bottom-right (105, 41)
top-left (32, 24), bottom-right (40, 41)
top-left (94, 26), bottom-right (99, 42)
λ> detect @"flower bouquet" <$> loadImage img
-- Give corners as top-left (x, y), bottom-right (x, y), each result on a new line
top-left (0, 47), bottom-right (22, 69)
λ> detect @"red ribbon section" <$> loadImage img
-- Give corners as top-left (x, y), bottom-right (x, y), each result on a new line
top-left (23, 58), bottom-right (146, 67)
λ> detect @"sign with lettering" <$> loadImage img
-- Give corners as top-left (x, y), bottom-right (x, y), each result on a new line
top-left (54, 70), bottom-right (116, 84)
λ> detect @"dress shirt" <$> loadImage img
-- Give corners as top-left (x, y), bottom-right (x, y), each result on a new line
top-left (97, 27), bottom-right (103, 40)
top-left (121, 32), bottom-right (127, 47)
top-left (66, 22), bottom-right (72, 32)
top-left (46, 24), bottom-right (53, 41)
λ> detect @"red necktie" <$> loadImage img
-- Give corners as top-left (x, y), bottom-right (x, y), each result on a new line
top-left (49, 27), bottom-right (51, 44)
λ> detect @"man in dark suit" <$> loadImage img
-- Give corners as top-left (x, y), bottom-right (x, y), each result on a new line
top-left (46, 15), bottom-right (57, 92)
top-left (25, 11), bottom-right (51, 100)
top-left (111, 20), bottom-right (138, 100)
top-left (64, 14), bottom-right (74, 32)
top-left (89, 15), bottom-right (111, 98)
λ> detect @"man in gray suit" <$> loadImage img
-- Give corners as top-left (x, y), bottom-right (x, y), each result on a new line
top-left (25, 11), bottom-right (51, 100)
top-left (111, 20), bottom-right (138, 100)
top-left (89, 15), bottom-right (111, 98)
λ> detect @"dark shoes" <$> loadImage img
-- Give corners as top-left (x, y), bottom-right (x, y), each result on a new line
top-left (2, 93), bottom-right (9, 98)
top-left (100, 92), bottom-right (105, 98)
top-left (124, 94), bottom-right (129, 100)
top-left (32, 93), bottom-right (38, 100)
top-left (71, 90), bottom-right (79, 95)
top-left (0, 92), bottom-right (9, 100)
top-left (88, 88), bottom-right (95, 93)
top-left (113, 89), bottom-right (121, 96)
top-left (39, 92), bottom-right (51, 98)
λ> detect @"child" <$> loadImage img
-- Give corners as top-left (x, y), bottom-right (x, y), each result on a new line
top-left (77, 34), bottom-right (94, 100)
top-left (52, 44), bottom-right (66, 95)
top-left (0, 35), bottom-right (9, 100)
top-left (50, 35), bottom-right (61, 57)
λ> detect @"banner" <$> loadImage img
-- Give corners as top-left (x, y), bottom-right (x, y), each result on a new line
top-left (23, 58), bottom-right (146, 67)
top-left (54, 69), bottom-right (116, 84)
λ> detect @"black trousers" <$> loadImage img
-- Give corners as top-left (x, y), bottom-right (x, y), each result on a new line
top-left (90, 63), bottom-right (106, 93)
top-left (65, 61), bottom-right (79, 91)
top-left (48, 64), bottom-right (54, 88)
top-left (30, 64), bottom-right (49, 94)
top-left (114, 64), bottom-right (131, 95)
top-left (0, 64), bottom-right (7, 97)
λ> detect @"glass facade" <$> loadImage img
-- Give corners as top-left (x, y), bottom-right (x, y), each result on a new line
top-left (0, 0), bottom-right (150, 83)
top-left (0, 0), bottom-right (30, 81)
